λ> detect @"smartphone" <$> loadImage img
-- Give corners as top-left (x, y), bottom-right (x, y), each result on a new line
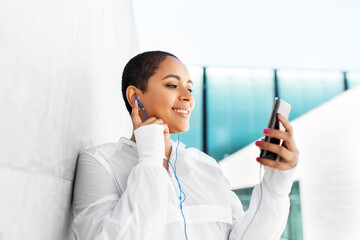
top-left (260, 97), bottom-right (291, 161)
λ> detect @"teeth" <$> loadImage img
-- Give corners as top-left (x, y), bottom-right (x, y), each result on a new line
top-left (173, 109), bottom-right (189, 114)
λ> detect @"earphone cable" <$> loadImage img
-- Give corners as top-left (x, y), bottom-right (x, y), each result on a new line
top-left (165, 134), bottom-right (188, 240)
top-left (241, 164), bottom-right (263, 240)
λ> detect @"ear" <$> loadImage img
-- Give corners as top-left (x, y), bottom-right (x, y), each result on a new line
top-left (126, 85), bottom-right (140, 107)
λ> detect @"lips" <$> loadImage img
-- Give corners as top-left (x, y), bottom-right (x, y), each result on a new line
top-left (172, 107), bottom-right (191, 117)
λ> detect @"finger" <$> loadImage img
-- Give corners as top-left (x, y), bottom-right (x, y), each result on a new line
top-left (162, 122), bottom-right (169, 132)
top-left (281, 141), bottom-right (298, 154)
top-left (278, 114), bottom-right (298, 151)
top-left (163, 123), bottom-right (171, 146)
top-left (263, 128), bottom-right (296, 152)
top-left (256, 157), bottom-right (294, 170)
top-left (162, 123), bottom-right (170, 138)
top-left (255, 140), bottom-right (292, 162)
top-left (278, 113), bottom-right (293, 135)
top-left (256, 138), bottom-right (265, 153)
top-left (131, 99), bottom-right (142, 128)
top-left (143, 118), bottom-right (164, 126)
top-left (263, 128), bottom-right (290, 142)
top-left (141, 117), bottom-right (158, 125)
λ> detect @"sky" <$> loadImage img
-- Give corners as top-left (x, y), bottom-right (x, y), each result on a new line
top-left (132, 0), bottom-right (360, 71)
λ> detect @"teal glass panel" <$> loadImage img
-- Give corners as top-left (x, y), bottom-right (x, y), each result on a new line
top-left (207, 68), bottom-right (275, 161)
top-left (234, 181), bottom-right (303, 240)
top-left (281, 181), bottom-right (303, 240)
top-left (347, 72), bottom-right (360, 89)
top-left (277, 70), bottom-right (344, 121)
top-left (171, 66), bottom-right (203, 151)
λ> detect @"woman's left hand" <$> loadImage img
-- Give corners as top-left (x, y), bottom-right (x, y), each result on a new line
top-left (255, 113), bottom-right (299, 170)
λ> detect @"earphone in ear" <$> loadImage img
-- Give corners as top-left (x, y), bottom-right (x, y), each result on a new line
top-left (134, 96), bottom-right (147, 120)
top-left (134, 96), bottom-right (145, 110)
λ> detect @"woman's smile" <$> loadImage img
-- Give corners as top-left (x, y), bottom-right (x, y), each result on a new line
top-left (172, 106), bottom-right (191, 118)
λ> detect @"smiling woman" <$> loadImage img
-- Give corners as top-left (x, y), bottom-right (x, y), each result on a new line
top-left (127, 56), bottom-right (195, 134)
top-left (71, 50), bottom-right (298, 240)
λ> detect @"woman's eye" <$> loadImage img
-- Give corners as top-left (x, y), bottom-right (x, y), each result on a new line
top-left (166, 84), bottom-right (192, 93)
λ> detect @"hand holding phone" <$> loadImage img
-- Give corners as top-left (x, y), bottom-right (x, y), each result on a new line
top-left (255, 97), bottom-right (298, 169)
top-left (260, 97), bottom-right (291, 161)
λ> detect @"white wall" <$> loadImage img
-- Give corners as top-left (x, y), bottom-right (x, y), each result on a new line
top-left (0, 0), bottom-right (137, 239)
top-left (219, 86), bottom-right (360, 239)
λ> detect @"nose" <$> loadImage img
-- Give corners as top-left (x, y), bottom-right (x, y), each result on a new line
top-left (179, 86), bottom-right (193, 102)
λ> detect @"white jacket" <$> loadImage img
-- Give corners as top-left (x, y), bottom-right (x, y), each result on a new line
top-left (72, 124), bottom-right (295, 240)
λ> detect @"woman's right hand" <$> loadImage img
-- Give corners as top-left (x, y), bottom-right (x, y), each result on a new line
top-left (131, 99), bottom-right (170, 143)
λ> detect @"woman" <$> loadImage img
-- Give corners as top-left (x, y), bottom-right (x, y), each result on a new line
top-left (72, 51), bottom-right (299, 239)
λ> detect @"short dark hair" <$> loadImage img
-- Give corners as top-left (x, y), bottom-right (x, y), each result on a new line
top-left (121, 51), bottom-right (178, 115)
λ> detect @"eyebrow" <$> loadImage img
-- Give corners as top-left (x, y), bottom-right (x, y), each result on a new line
top-left (162, 74), bottom-right (193, 85)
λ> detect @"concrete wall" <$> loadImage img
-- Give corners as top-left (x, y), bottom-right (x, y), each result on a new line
top-left (219, 86), bottom-right (360, 239)
top-left (0, 0), bottom-right (137, 239)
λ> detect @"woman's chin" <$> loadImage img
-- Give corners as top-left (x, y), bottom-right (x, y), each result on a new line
top-left (170, 125), bottom-right (190, 134)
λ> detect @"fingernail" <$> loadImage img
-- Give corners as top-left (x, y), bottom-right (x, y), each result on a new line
top-left (263, 128), bottom-right (270, 134)
top-left (255, 141), bottom-right (262, 146)
top-left (256, 157), bottom-right (261, 162)
top-left (278, 113), bottom-right (283, 119)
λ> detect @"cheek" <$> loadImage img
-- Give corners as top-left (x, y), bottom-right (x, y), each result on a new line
top-left (189, 100), bottom-right (195, 112)
top-left (149, 95), bottom-right (172, 116)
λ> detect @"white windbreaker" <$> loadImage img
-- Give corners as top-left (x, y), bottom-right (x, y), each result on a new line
top-left (72, 124), bottom-right (295, 240)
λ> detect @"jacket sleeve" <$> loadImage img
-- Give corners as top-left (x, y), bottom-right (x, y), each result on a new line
top-left (72, 124), bottom-right (170, 240)
top-left (229, 166), bottom-right (296, 240)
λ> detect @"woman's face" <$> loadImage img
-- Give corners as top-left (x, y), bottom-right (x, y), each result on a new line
top-left (138, 56), bottom-right (195, 133)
